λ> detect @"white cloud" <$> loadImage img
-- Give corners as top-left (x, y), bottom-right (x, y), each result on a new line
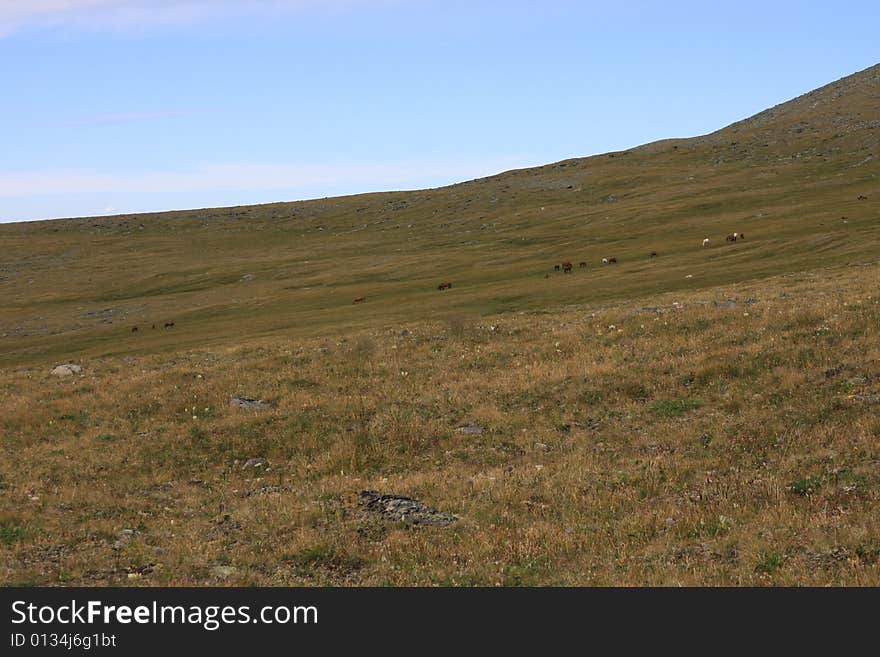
top-left (0, 158), bottom-right (527, 198)
top-left (0, 1), bottom-right (399, 36)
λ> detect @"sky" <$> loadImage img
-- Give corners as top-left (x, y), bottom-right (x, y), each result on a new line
top-left (1, 1), bottom-right (878, 223)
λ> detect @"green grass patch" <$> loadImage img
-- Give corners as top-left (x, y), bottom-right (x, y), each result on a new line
top-left (648, 398), bottom-right (703, 418)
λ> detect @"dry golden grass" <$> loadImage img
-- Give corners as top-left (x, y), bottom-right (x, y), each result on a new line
top-left (1, 63), bottom-right (878, 586)
top-left (2, 261), bottom-right (879, 586)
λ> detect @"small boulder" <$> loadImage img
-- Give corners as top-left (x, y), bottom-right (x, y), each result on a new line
top-left (51, 364), bottom-right (82, 376)
top-left (230, 397), bottom-right (272, 410)
top-left (357, 490), bottom-right (458, 527)
top-left (456, 424), bottom-right (484, 436)
top-left (242, 457), bottom-right (269, 471)
top-left (212, 565), bottom-right (237, 579)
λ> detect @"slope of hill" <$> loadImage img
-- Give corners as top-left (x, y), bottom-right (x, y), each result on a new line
top-left (1, 65), bottom-right (879, 587)
top-left (1, 65), bottom-right (878, 366)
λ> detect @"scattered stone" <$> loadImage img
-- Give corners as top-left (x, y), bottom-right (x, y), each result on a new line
top-left (712, 299), bottom-right (737, 308)
top-left (400, 329), bottom-right (410, 337)
top-left (824, 365), bottom-right (846, 378)
top-left (230, 397), bottom-right (272, 410)
top-left (242, 457), bottom-right (269, 471)
top-left (533, 442), bottom-right (550, 452)
top-left (239, 274), bottom-right (255, 282)
top-left (51, 363), bottom-right (82, 376)
top-left (212, 565), bottom-right (237, 579)
top-left (241, 485), bottom-right (295, 498)
top-left (111, 528), bottom-right (136, 550)
top-left (456, 424), bottom-right (484, 436)
top-left (357, 490), bottom-right (458, 527)
top-left (572, 418), bottom-right (601, 431)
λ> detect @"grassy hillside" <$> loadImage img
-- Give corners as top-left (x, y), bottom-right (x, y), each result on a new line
top-left (1, 65), bottom-right (877, 367)
top-left (0, 64), bottom-right (878, 586)
top-left (2, 263), bottom-right (879, 585)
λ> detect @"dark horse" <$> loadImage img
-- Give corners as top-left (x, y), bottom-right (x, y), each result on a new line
top-left (562, 262), bottom-right (573, 274)
top-left (437, 282), bottom-right (452, 290)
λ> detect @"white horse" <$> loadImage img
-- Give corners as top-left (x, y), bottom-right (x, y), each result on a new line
top-left (702, 238), bottom-right (710, 248)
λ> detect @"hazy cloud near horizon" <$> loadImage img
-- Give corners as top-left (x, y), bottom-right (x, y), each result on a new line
top-left (0, 0), bottom-right (394, 35)
top-left (0, 158), bottom-right (529, 198)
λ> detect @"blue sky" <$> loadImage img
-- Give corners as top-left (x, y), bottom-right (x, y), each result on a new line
top-left (1, 1), bottom-right (877, 223)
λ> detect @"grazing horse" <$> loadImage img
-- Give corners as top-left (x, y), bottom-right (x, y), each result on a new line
top-left (579, 261), bottom-right (587, 268)
top-left (352, 296), bottom-right (366, 304)
top-left (131, 326), bottom-right (139, 333)
top-left (608, 257), bottom-right (617, 263)
top-left (702, 238), bottom-right (710, 248)
top-left (152, 324), bottom-right (156, 330)
top-left (164, 322), bottom-right (175, 329)
top-left (650, 252), bottom-right (658, 258)
top-left (562, 262), bottom-right (573, 274)
top-left (726, 234), bottom-right (737, 242)
top-left (857, 195), bottom-right (868, 200)
top-left (554, 264), bottom-right (561, 271)
top-left (738, 233), bottom-right (745, 240)
top-left (437, 282), bottom-right (452, 290)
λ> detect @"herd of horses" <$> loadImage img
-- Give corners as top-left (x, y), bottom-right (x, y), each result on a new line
top-left (348, 230), bottom-right (751, 304)
top-left (704, 231), bottom-right (745, 248)
top-left (128, 227), bottom-right (759, 318)
top-left (131, 321), bottom-right (175, 333)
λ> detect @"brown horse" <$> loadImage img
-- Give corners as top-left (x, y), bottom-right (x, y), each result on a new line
top-left (650, 252), bottom-right (657, 258)
top-left (579, 261), bottom-right (587, 268)
top-left (554, 264), bottom-right (561, 271)
top-left (437, 282), bottom-right (452, 290)
top-left (164, 321), bottom-right (175, 329)
top-left (726, 234), bottom-right (737, 242)
top-left (131, 326), bottom-right (139, 333)
top-left (352, 296), bottom-right (366, 304)
top-left (562, 262), bottom-right (573, 274)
